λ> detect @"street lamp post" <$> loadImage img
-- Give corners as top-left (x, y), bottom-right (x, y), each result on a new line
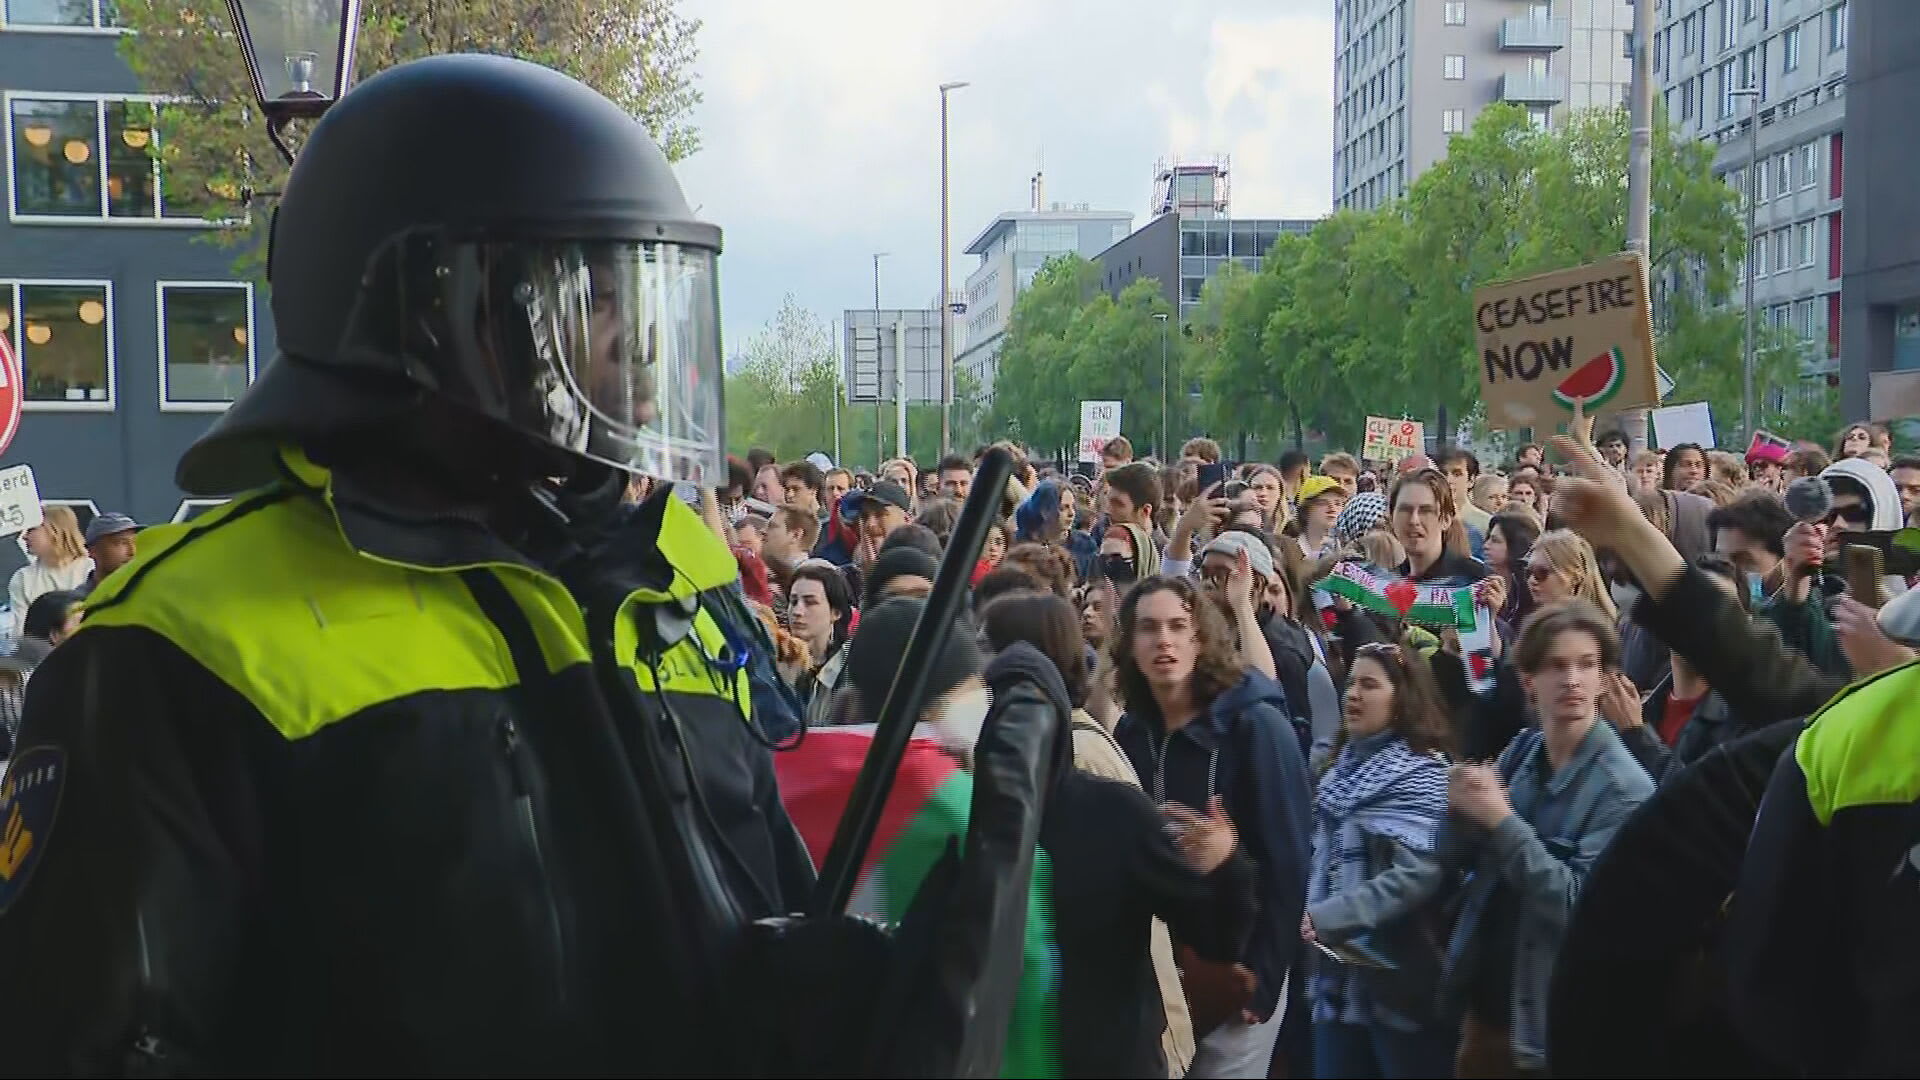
top-left (1732, 85), bottom-right (1762, 444)
top-left (872, 251), bottom-right (889, 470)
top-left (1153, 312), bottom-right (1170, 462)
top-left (938, 80), bottom-right (969, 459)
top-left (224, 0), bottom-right (363, 163)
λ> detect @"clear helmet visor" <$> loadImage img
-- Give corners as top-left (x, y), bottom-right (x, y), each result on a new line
top-left (343, 235), bottom-right (725, 486)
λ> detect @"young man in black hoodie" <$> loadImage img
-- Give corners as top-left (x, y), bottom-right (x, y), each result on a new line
top-left (1112, 575), bottom-right (1314, 1078)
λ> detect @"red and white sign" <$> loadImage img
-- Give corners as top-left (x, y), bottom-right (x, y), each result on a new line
top-left (0, 333), bottom-right (20, 458)
top-left (1363, 416), bottom-right (1425, 463)
top-left (1077, 400), bottom-right (1122, 463)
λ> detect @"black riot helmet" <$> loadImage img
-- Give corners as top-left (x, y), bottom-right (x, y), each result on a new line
top-left (177, 54), bottom-right (725, 496)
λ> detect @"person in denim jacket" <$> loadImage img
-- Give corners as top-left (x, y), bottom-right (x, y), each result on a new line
top-left (1439, 601), bottom-right (1655, 1076)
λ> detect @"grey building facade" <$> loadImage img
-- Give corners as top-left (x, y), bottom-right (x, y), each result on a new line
top-left (1838, 0), bottom-right (1919, 415)
top-left (1333, 0), bottom-right (1635, 212)
top-left (1097, 213), bottom-right (1316, 318)
top-left (954, 206), bottom-right (1132, 401)
top-left (1, 6), bottom-right (273, 562)
top-left (1657, 0), bottom-right (1849, 381)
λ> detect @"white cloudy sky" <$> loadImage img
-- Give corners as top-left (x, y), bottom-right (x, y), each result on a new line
top-left (675, 0), bottom-right (1336, 350)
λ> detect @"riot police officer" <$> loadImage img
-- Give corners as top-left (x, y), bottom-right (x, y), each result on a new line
top-left (0, 54), bottom-right (819, 1075)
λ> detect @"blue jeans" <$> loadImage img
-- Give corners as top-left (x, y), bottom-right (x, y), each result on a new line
top-left (1313, 1018), bottom-right (1454, 1079)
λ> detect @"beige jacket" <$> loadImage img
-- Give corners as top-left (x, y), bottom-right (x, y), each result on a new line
top-left (1069, 709), bottom-right (1195, 1078)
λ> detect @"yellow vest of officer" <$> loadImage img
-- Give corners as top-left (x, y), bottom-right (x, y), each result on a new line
top-left (1795, 659), bottom-right (1920, 826)
top-left (80, 449), bottom-right (750, 741)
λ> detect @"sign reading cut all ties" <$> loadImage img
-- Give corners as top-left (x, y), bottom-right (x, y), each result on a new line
top-left (1471, 251), bottom-right (1659, 431)
top-left (1362, 417), bottom-right (1425, 463)
top-left (1077, 400), bottom-right (1122, 463)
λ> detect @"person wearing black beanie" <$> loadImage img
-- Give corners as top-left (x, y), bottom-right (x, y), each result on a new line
top-left (863, 545), bottom-right (941, 607)
top-left (844, 597), bottom-right (984, 722)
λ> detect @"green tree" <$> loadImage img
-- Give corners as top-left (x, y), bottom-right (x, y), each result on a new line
top-left (116, 0), bottom-right (701, 253)
top-left (989, 255), bottom-right (1104, 454)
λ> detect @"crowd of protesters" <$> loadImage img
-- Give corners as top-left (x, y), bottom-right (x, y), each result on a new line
top-left (2, 415), bottom-right (1913, 1077)
top-left (704, 415), bottom-right (1920, 1079)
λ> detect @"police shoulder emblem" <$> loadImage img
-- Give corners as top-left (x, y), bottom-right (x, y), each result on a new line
top-left (0, 745), bottom-right (67, 914)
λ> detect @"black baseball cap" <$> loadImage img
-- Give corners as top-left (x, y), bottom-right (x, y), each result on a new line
top-left (855, 480), bottom-right (912, 515)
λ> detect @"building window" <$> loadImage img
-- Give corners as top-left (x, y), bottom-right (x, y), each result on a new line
top-left (0, 280), bottom-right (114, 408)
top-left (1, 0), bottom-right (122, 29)
top-left (1719, 60), bottom-right (1739, 118)
top-left (1756, 157), bottom-right (1770, 201)
top-left (1442, 107), bottom-right (1466, 134)
top-left (171, 499), bottom-right (227, 524)
top-left (1742, 0), bottom-right (1760, 22)
top-left (1528, 107), bottom-right (1552, 131)
top-left (1829, 0), bottom-right (1847, 50)
top-left (1776, 152), bottom-right (1792, 194)
top-left (1444, 54), bottom-right (1465, 80)
top-left (157, 283), bottom-right (254, 409)
top-left (1444, 1), bottom-right (1465, 26)
top-left (1782, 24), bottom-right (1801, 70)
top-left (7, 93), bottom-right (214, 223)
top-left (1721, 0), bottom-right (1739, 50)
top-left (1752, 237), bottom-right (1767, 277)
top-left (1799, 141), bottom-right (1818, 188)
top-left (1772, 228), bottom-right (1790, 273)
top-left (1796, 220), bottom-right (1815, 266)
top-left (7, 98), bottom-right (97, 216)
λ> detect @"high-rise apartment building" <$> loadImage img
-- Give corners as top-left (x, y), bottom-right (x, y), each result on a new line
top-left (1332, 0), bottom-right (1635, 212)
top-left (1656, 0), bottom-right (1849, 375)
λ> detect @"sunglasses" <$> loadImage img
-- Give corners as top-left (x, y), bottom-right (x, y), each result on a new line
top-left (1821, 503), bottom-right (1871, 526)
top-left (1526, 562), bottom-right (1558, 583)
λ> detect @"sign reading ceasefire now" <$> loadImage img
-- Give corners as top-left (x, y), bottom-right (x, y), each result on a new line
top-left (1472, 252), bottom-right (1659, 431)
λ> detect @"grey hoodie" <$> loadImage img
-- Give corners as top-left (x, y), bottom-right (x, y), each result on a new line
top-left (1821, 456), bottom-right (1908, 595)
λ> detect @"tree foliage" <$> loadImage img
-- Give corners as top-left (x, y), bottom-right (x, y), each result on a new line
top-left (116, 0), bottom-right (701, 249)
top-left (987, 256), bottom-right (1186, 459)
top-left (995, 103), bottom-right (1834, 458)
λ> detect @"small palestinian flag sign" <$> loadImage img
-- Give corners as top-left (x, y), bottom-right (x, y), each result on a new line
top-left (1314, 561), bottom-right (1478, 630)
top-left (774, 726), bottom-right (1062, 1078)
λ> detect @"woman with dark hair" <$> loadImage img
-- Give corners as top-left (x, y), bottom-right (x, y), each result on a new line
top-left (0, 589), bottom-right (84, 754)
top-left (1483, 511), bottom-right (1540, 626)
top-left (1833, 421), bottom-right (1886, 461)
top-left (1112, 576), bottom-right (1314, 1078)
top-left (1014, 479), bottom-right (1098, 581)
top-left (1304, 640), bottom-right (1457, 1079)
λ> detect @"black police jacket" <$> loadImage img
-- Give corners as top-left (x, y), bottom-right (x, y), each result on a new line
top-left (0, 448), bottom-right (816, 1076)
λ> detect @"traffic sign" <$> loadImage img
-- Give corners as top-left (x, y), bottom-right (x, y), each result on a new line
top-left (0, 465), bottom-right (43, 539)
top-left (0, 332), bottom-right (20, 458)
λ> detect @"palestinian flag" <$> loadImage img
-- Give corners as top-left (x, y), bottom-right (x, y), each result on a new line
top-left (1315, 560), bottom-right (1478, 629)
top-left (775, 726), bottom-right (1061, 1078)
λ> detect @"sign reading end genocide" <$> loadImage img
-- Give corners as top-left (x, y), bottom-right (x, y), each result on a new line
top-left (1472, 252), bottom-right (1659, 431)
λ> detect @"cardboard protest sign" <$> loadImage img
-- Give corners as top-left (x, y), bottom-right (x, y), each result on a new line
top-left (1077, 400), bottom-right (1122, 463)
top-left (1362, 416), bottom-right (1425, 463)
top-left (1869, 370), bottom-right (1920, 423)
top-left (1472, 252), bottom-right (1659, 431)
top-left (1651, 401), bottom-right (1715, 449)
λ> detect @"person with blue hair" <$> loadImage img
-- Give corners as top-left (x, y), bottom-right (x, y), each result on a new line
top-left (1015, 479), bottom-right (1098, 582)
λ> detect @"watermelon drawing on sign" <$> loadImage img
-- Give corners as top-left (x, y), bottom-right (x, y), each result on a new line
top-left (1551, 347), bottom-right (1627, 412)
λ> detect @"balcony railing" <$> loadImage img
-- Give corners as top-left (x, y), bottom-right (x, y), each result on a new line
top-left (1501, 70), bottom-right (1568, 104)
top-left (1499, 15), bottom-right (1569, 50)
